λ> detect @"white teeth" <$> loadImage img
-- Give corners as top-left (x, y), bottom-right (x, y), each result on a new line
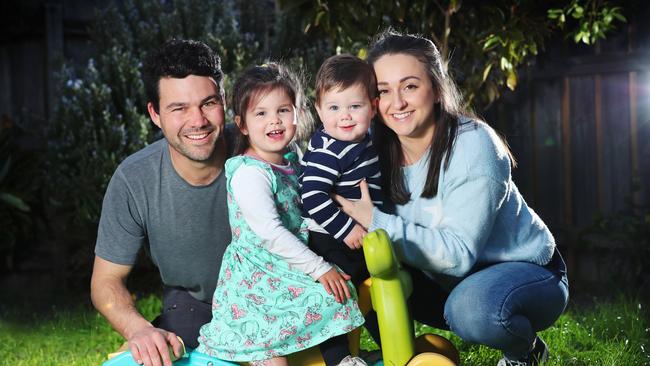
top-left (186, 133), bottom-right (209, 140)
top-left (393, 112), bottom-right (411, 119)
top-left (267, 130), bottom-right (283, 135)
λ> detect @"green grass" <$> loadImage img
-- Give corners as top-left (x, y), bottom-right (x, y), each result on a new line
top-left (1, 296), bottom-right (648, 365)
top-left (0, 295), bottom-right (162, 366)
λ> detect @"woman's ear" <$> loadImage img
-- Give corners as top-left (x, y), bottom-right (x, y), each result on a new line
top-left (234, 115), bottom-right (248, 135)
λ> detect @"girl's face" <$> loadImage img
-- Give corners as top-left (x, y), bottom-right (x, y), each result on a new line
top-left (237, 87), bottom-right (296, 164)
top-left (373, 53), bottom-right (437, 141)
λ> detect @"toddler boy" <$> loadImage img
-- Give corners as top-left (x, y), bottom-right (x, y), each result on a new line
top-left (300, 54), bottom-right (383, 285)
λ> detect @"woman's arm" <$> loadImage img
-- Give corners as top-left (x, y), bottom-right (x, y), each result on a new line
top-left (375, 175), bottom-right (507, 276)
top-left (339, 176), bottom-right (508, 277)
top-left (231, 165), bottom-right (332, 280)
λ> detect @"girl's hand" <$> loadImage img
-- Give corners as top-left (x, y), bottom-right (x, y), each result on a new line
top-left (317, 268), bottom-right (352, 303)
top-left (343, 224), bottom-right (367, 249)
top-left (334, 180), bottom-right (374, 229)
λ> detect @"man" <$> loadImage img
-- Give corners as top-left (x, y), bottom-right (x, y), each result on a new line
top-left (90, 39), bottom-right (231, 366)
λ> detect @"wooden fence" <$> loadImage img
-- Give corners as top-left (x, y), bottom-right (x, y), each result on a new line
top-left (489, 29), bottom-right (650, 285)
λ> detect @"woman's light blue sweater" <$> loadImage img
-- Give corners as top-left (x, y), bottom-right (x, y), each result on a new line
top-left (370, 119), bottom-right (555, 281)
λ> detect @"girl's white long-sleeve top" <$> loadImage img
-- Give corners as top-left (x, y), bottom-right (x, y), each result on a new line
top-left (231, 163), bottom-right (332, 281)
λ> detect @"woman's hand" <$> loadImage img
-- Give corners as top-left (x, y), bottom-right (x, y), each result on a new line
top-left (334, 180), bottom-right (374, 229)
top-left (317, 268), bottom-right (352, 303)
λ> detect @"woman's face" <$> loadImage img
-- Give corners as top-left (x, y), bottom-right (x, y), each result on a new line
top-left (373, 53), bottom-right (437, 140)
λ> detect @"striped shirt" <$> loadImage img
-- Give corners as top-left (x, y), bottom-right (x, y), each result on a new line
top-left (300, 128), bottom-right (383, 241)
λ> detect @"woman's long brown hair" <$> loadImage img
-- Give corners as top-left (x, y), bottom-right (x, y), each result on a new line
top-left (367, 29), bottom-right (473, 204)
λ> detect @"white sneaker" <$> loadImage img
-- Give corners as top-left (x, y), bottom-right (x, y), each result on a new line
top-left (337, 355), bottom-right (369, 366)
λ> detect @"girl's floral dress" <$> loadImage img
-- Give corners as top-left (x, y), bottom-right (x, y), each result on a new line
top-left (196, 154), bottom-right (364, 362)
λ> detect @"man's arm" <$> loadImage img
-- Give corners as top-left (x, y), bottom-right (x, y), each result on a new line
top-left (91, 256), bottom-right (182, 366)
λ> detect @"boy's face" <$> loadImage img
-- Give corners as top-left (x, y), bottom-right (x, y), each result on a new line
top-left (316, 83), bottom-right (376, 142)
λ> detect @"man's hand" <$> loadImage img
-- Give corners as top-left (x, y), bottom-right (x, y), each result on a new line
top-left (343, 224), bottom-right (367, 250)
top-left (317, 268), bottom-right (352, 304)
top-left (128, 327), bottom-right (183, 366)
top-left (91, 256), bottom-right (183, 366)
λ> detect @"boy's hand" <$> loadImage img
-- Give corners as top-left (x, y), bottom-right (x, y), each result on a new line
top-left (343, 224), bottom-right (367, 250)
top-left (317, 268), bottom-right (352, 303)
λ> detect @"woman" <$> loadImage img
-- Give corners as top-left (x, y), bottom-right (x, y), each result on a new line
top-left (337, 30), bottom-right (569, 366)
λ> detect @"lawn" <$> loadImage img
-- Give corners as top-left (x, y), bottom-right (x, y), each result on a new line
top-left (1, 295), bottom-right (648, 365)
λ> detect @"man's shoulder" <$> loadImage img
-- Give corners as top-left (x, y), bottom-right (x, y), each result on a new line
top-left (115, 138), bottom-right (166, 178)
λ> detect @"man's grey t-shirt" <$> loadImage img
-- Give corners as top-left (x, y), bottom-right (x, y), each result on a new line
top-left (95, 138), bottom-right (231, 302)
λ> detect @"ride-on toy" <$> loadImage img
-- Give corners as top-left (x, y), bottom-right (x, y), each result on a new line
top-left (103, 229), bottom-right (459, 366)
top-left (361, 229), bottom-right (459, 366)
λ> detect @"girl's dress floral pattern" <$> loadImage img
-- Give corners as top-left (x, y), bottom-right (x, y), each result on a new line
top-left (196, 154), bottom-right (364, 362)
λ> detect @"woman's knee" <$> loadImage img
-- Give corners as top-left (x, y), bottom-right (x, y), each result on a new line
top-left (443, 286), bottom-right (498, 343)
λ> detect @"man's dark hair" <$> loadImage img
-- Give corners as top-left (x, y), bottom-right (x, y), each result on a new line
top-left (143, 39), bottom-right (223, 113)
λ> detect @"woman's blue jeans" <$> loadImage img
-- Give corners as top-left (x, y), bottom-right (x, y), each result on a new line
top-left (407, 250), bottom-right (569, 359)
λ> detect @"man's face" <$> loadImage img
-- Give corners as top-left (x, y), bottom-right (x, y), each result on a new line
top-left (148, 75), bottom-right (225, 164)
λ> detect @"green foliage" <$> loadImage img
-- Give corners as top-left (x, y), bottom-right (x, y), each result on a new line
top-left (0, 119), bottom-right (40, 271)
top-left (88, 0), bottom-right (258, 82)
top-left (0, 294), bottom-right (161, 365)
top-left (278, 0), bottom-right (628, 111)
top-left (548, 0), bottom-right (626, 45)
top-left (47, 57), bottom-right (151, 226)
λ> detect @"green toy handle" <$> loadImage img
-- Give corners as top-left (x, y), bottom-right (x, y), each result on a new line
top-left (363, 229), bottom-right (415, 366)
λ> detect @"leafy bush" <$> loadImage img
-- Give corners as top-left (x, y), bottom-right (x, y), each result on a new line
top-left (47, 57), bottom-right (151, 226)
top-left (277, 0), bottom-right (627, 111)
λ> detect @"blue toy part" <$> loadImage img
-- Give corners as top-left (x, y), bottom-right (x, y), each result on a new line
top-left (102, 349), bottom-right (239, 366)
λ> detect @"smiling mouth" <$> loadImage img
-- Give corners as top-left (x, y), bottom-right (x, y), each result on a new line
top-left (340, 125), bottom-right (356, 130)
top-left (267, 129), bottom-right (284, 137)
top-left (392, 111), bottom-right (412, 120)
top-left (185, 132), bottom-right (211, 140)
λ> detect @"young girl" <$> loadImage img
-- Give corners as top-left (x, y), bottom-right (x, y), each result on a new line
top-left (196, 63), bottom-right (367, 366)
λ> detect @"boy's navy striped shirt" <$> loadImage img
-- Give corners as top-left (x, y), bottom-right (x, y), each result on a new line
top-left (300, 128), bottom-right (383, 241)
